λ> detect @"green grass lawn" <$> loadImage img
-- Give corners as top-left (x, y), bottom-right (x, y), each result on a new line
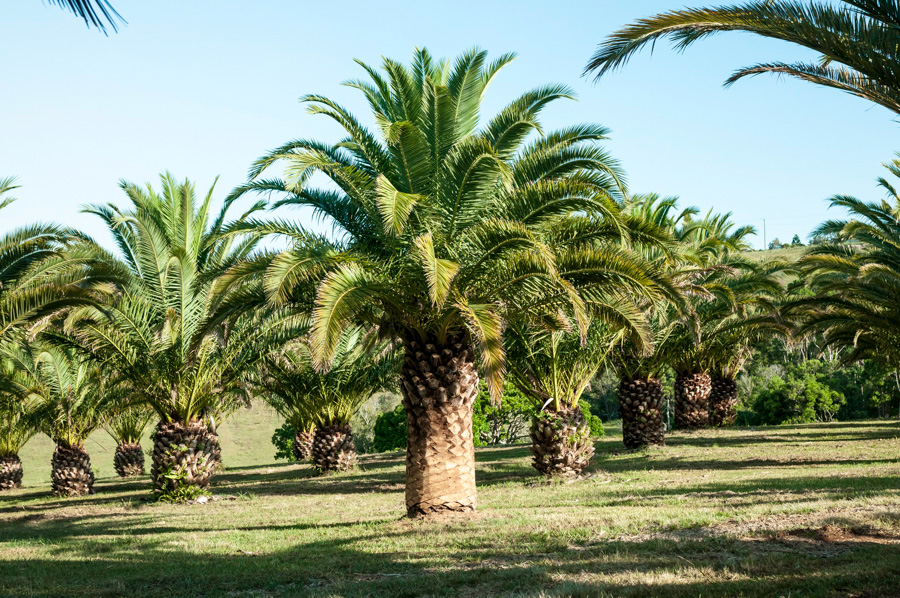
top-left (3, 419), bottom-right (900, 597)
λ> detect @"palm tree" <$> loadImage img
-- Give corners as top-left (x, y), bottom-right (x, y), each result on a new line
top-left (231, 47), bottom-right (656, 516)
top-left (254, 329), bottom-right (399, 472)
top-left (0, 361), bottom-right (39, 491)
top-left (790, 155), bottom-right (900, 369)
top-left (2, 342), bottom-right (110, 496)
top-left (63, 173), bottom-right (303, 496)
top-left (586, 2), bottom-right (900, 117)
top-left (105, 401), bottom-right (153, 477)
top-left (47, 0), bottom-right (124, 34)
top-left (506, 312), bottom-right (645, 476)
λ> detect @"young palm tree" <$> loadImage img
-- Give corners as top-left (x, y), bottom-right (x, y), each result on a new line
top-left (105, 401), bottom-right (153, 477)
top-left (586, 1), bottom-right (900, 117)
top-left (231, 48), bottom-right (662, 516)
top-left (2, 342), bottom-right (109, 496)
top-left (0, 364), bottom-right (39, 491)
top-left (507, 310), bottom-right (646, 476)
top-left (63, 173), bottom-right (303, 496)
top-left (255, 330), bottom-right (399, 472)
top-left (791, 156), bottom-right (900, 368)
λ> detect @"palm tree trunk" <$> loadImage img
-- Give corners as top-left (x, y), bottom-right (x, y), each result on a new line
top-left (151, 419), bottom-right (221, 494)
top-left (312, 425), bottom-right (357, 472)
top-left (709, 376), bottom-right (738, 426)
top-left (618, 376), bottom-right (665, 449)
top-left (0, 454), bottom-right (23, 491)
top-left (400, 335), bottom-right (478, 517)
top-left (530, 404), bottom-right (595, 477)
top-left (114, 441), bottom-right (145, 477)
top-left (674, 372), bottom-right (711, 429)
top-left (51, 444), bottom-right (95, 497)
top-left (292, 430), bottom-right (315, 461)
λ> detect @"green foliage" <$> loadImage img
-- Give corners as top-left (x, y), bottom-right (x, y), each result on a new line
top-left (752, 360), bottom-right (846, 425)
top-left (271, 422), bottom-right (296, 461)
top-left (579, 400), bottom-right (605, 438)
top-left (372, 405), bottom-right (406, 453)
top-left (473, 383), bottom-right (533, 447)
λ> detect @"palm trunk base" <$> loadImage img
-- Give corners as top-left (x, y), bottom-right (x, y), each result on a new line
top-left (51, 444), bottom-right (94, 497)
top-left (292, 430), bottom-right (315, 461)
top-left (674, 372), bottom-right (711, 429)
top-left (530, 406), bottom-right (595, 477)
top-left (402, 336), bottom-right (478, 518)
top-left (709, 377), bottom-right (739, 427)
top-left (151, 420), bottom-right (221, 494)
top-left (114, 441), bottom-right (145, 477)
top-left (618, 377), bottom-right (665, 449)
top-left (0, 455), bottom-right (23, 491)
top-left (312, 425), bottom-right (357, 472)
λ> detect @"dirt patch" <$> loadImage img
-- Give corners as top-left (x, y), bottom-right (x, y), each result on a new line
top-left (774, 524), bottom-right (900, 545)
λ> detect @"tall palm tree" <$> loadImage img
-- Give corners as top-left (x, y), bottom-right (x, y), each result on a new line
top-left (231, 47), bottom-right (660, 516)
top-left (255, 329), bottom-right (399, 473)
top-left (63, 173), bottom-right (304, 496)
top-left (791, 155), bottom-right (900, 368)
top-left (2, 342), bottom-right (110, 496)
top-left (586, 1), bottom-right (900, 116)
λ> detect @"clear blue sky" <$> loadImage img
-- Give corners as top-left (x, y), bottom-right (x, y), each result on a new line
top-left (2, 1), bottom-right (897, 249)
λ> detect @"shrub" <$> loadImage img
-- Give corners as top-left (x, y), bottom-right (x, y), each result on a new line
top-left (271, 423), bottom-right (296, 461)
top-left (472, 383), bottom-right (532, 446)
top-left (752, 360), bottom-right (846, 424)
top-left (372, 405), bottom-right (406, 453)
top-left (580, 400), bottom-right (605, 437)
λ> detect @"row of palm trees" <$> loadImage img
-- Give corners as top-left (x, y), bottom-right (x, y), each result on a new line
top-left (0, 41), bottom-right (891, 517)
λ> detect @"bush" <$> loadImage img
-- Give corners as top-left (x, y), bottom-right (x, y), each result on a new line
top-left (473, 383), bottom-right (533, 446)
top-left (752, 360), bottom-right (846, 424)
top-left (271, 422), bottom-right (296, 461)
top-left (372, 405), bottom-right (406, 453)
top-left (579, 400), bottom-right (605, 437)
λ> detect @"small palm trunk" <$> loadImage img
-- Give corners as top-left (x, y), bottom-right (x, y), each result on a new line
top-left (292, 430), bottom-right (315, 461)
top-left (151, 420), bottom-right (221, 494)
top-left (0, 454), bottom-right (23, 491)
top-left (709, 376), bottom-right (738, 427)
top-left (618, 377), bottom-right (665, 449)
top-left (674, 372), bottom-right (712, 429)
top-left (401, 336), bottom-right (478, 517)
top-left (51, 444), bottom-right (95, 497)
top-left (530, 405), bottom-right (595, 477)
top-left (312, 425), bottom-right (357, 472)
top-left (114, 441), bottom-right (145, 477)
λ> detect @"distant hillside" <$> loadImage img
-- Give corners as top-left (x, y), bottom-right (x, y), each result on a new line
top-left (745, 246), bottom-right (806, 264)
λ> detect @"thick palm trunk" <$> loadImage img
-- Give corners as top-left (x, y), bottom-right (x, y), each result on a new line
top-left (400, 335), bottom-right (478, 517)
top-left (618, 377), bottom-right (665, 449)
top-left (0, 454), bottom-right (23, 491)
top-left (292, 430), bottom-right (315, 461)
top-left (51, 444), bottom-right (94, 497)
top-left (530, 404), bottom-right (595, 477)
top-left (674, 372), bottom-right (711, 429)
top-left (312, 425), bottom-right (357, 472)
top-left (709, 376), bottom-right (738, 427)
top-left (151, 420), bottom-right (221, 494)
top-left (114, 441), bottom-right (145, 477)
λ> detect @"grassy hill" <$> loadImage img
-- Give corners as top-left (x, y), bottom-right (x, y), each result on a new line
top-left (2, 420), bottom-right (900, 597)
top-left (745, 246), bottom-right (806, 264)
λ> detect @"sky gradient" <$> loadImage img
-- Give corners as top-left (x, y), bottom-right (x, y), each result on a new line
top-left (2, 1), bottom-right (897, 249)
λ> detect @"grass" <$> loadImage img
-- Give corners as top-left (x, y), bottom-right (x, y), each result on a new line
top-left (2, 419), bottom-right (900, 597)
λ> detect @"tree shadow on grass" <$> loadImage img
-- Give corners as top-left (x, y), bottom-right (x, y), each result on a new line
top-left (1, 515), bottom-right (899, 598)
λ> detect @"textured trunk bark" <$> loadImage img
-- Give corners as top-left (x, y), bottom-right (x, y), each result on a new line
top-left (530, 404), bottom-right (595, 477)
top-left (312, 425), bottom-right (357, 472)
top-left (292, 430), bottom-right (315, 461)
top-left (709, 376), bottom-right (739, 427)
top-left (51, 444), bottom-right (95, 497)
top-left (618, 377), bottom-right (666, 449)
top-left (400, 335), bottom-right (478, 517)
top-left (151, 419), bottom-right (221, 494)
top-left (0, 454), bottom-right (23, 491)
top-left (114, 441), bottom-right (145, 477)
top-left (674, 372), bottom-right (712, 429)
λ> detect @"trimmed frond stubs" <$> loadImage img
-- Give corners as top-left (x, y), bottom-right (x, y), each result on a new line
top-left (530, 405), bottom-right (595, 477)
top-left (618, 377), bottom-right (665, 449)
top-left (51, 445), bottom-right (95, 497)
top-left (151, 420), bottom-right (221, 494)
top-left (401, 337), bottom-right (478, 517)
